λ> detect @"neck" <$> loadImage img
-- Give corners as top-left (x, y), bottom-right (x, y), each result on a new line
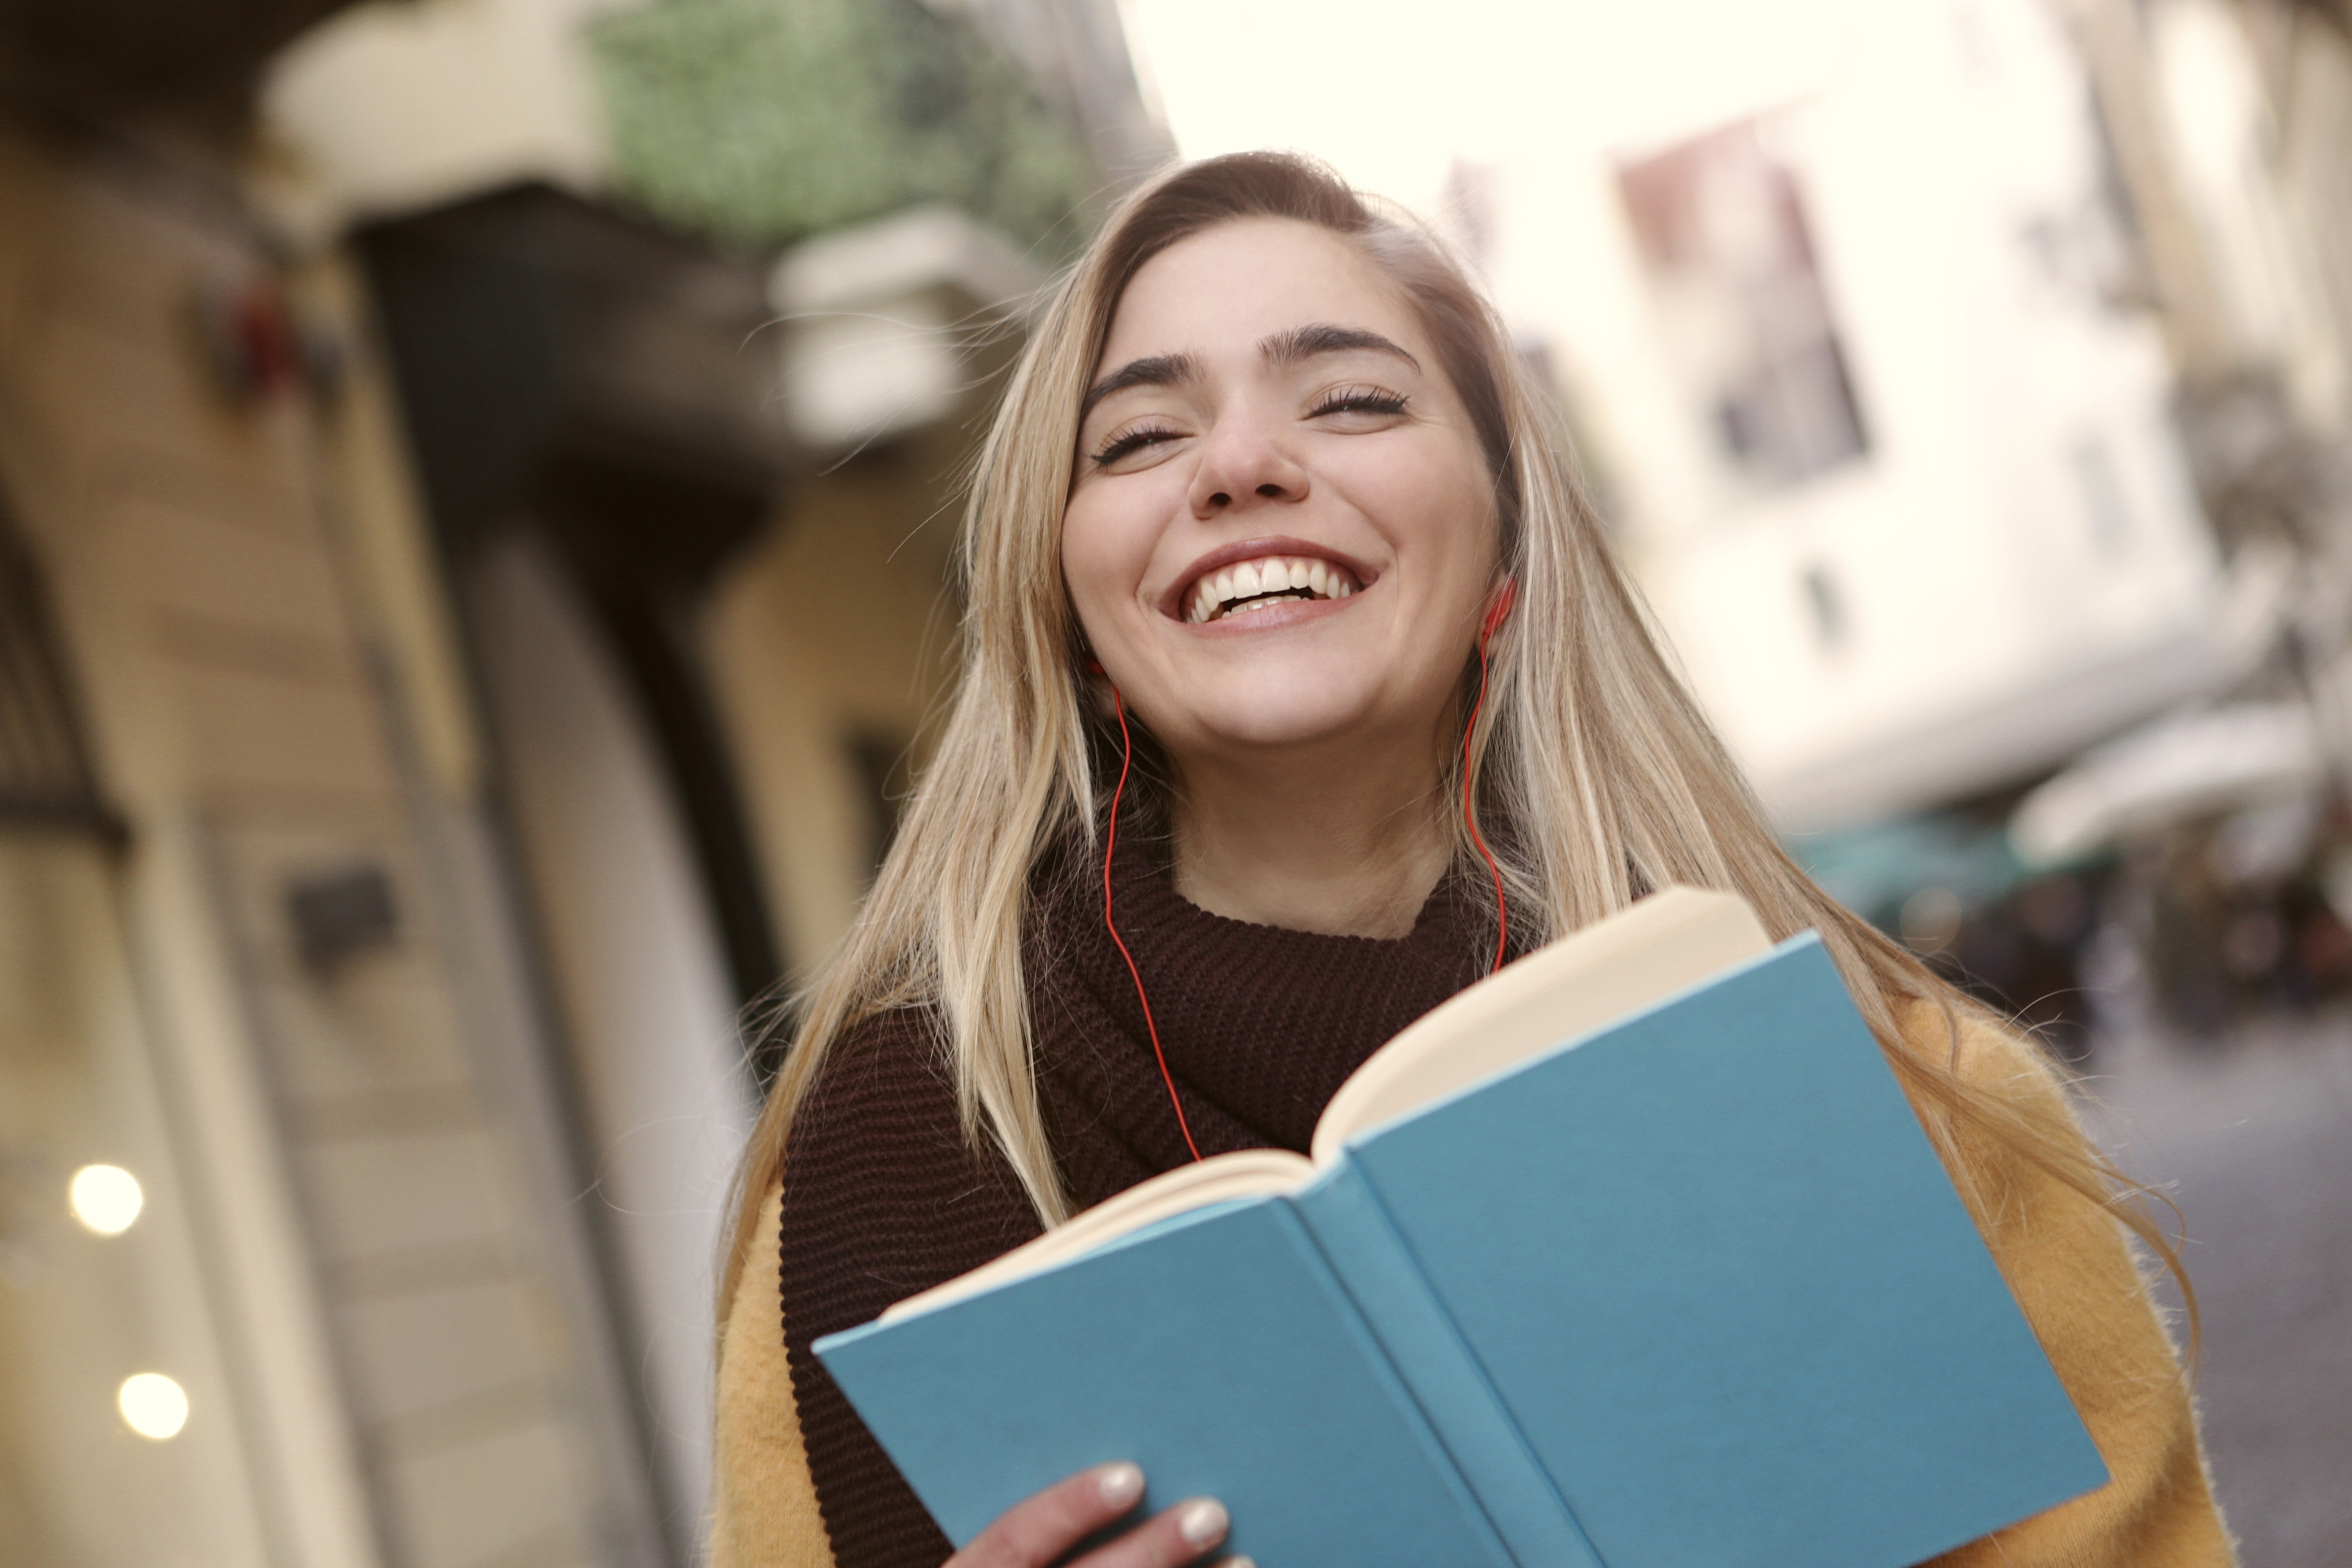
top-left (1166, 733), bottom-right (1452, 940)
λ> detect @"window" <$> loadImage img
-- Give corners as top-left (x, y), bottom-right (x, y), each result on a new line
top-left (1618, 119), bottom-right (1870, 493)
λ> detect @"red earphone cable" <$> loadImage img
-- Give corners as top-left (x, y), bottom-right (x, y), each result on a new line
top-left (1102, 598), bottom-right (1506, 1162)
top-left (1466, 613), bottom-right (1510, 976)
top-left (1103, 684), bottom-right (1205, 1163)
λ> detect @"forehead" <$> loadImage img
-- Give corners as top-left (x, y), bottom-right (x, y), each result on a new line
top-left (1098, 218), bottom-right (1423, 367)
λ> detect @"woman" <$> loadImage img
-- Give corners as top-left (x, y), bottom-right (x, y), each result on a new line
top-left (711, 152), bottom-right (2233, 1568)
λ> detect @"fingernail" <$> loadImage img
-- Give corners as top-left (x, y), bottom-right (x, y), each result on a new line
top-left (1226, 1559), bottom-right (1257, 1568)
top-left (1177, 1497), bottom-right (1229, 1548)
top-left (1097, 1462), bottom-right (1144, 1507)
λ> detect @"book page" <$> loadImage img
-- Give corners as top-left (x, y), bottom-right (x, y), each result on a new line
top-left (1310, 887), bottom-right (1771, 1165)
top-left (882, 1147), bottom-right (1314, 1320)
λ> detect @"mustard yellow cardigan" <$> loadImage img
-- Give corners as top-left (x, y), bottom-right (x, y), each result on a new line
top-left (710, 1007), bottom-right (2236, 1568)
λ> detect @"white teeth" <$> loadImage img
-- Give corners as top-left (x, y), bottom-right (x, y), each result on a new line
top-left (1185, 554), bottom-right (1365, 623)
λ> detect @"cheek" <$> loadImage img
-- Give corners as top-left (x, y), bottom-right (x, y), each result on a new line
top-left (1059, 491), bottom-right (1147, 632)
top-left (1359, 441), bottom-right (1497, 584)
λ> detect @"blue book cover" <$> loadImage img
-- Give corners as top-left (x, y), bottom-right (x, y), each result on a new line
top-left (817, 929), bottom-right (2109, 1568)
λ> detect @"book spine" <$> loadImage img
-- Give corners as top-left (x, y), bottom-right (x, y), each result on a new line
top-left (1296, 1163), bottom-right (1606, 1568)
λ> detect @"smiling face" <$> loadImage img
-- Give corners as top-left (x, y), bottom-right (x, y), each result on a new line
top-left (1062, 217), bottom-right (1503, 781)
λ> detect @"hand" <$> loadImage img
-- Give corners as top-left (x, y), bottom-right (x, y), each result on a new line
top-left (944, 1462), bottom-right (1246, 1568)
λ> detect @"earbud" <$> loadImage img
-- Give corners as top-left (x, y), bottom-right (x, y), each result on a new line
top-left (1480, 578), bottom-right (1518, 646)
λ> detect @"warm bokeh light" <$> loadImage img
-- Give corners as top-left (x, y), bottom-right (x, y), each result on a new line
top-left (68, 1164), bottom-right (144, 1236)
top-left (117, 1373), bottom-right (189, 1440)
top-left (1900, 886), bottom-right (1965, 956)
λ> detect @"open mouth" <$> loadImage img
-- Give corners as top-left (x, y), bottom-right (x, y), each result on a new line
top-left (1185, 555), bottom-right (1362, 625)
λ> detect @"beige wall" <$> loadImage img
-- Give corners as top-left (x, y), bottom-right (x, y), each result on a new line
top-left (0, 118), bottom-right (659, 1568)
top-left (705, 445), bottom-right (965, 982)
top-left (262, 0), bottom-right (621, 228)
top-left (0, 121), bottom-right (384, 1568)
top-left (0, 833), bottom-right (274, 1568)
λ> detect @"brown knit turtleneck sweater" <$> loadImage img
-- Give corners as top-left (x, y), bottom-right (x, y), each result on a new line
top-left (775, 833), bottom-right (1499, 1568)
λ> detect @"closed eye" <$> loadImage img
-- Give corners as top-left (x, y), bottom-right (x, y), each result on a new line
top-left (1309, 386), bottom-right (1410, 420)
top-left (1091, 421), bottom-right (1185, 467)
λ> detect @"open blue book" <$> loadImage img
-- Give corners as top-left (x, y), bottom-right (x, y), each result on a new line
top-left (816, 889), bottom-right (2107, 1568)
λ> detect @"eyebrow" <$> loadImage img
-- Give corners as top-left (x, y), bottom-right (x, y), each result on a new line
top-left (1080, 323), bottom-right (1421, 420)
top-left (1081, 351), bottom-right (1201, 420)
top-left (1259, 323), bottom-right (1421, 373)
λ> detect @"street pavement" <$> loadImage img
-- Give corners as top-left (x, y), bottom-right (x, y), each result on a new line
top-left (2076, 1011), bottom-right (2352, 1567)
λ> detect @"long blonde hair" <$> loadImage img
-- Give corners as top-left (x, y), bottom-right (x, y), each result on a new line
top-left (721, 151), bottom-right (2187, 1334)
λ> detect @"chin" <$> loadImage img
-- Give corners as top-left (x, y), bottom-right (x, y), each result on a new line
top-left (1165, 690), bottom-right (1390, 755)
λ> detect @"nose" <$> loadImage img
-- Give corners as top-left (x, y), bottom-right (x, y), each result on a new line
top-left (1186, 409), bottom-right (1309, 520)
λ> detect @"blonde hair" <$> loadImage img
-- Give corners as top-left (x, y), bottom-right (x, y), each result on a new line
top-left (721, 152), bottom-right (2188, 1336)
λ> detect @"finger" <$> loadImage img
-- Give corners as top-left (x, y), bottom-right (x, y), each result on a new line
top-left (1073, 1495), bottom-right (1240, 1568)
top-left (953, 1463), bottom-right (1146, 1568)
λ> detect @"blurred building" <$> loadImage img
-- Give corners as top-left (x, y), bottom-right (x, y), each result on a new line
top-left (1998, 0), bottom-right (2352, 1033)
top-left (1415, 0), bottom-right (2352, 1034)
top-left (1732, 0), bottom-right (2352, 1034)
top-left (0, 2), bottom-right (1159, 1566)
top-left (1476, 0), bottom-right (2237, 835)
